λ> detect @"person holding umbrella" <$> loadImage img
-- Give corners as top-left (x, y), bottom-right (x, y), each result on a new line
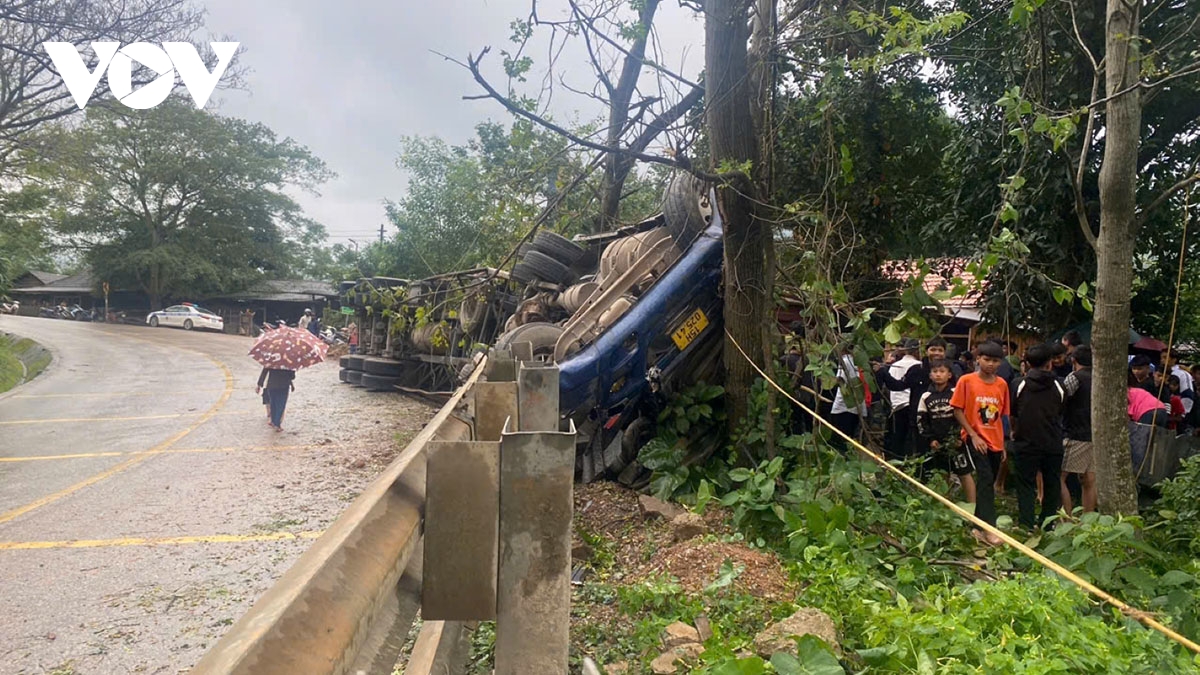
top-left (257, 368), bottom-right (295, 431)
top-left (249, 325), bottom-right (329, 432)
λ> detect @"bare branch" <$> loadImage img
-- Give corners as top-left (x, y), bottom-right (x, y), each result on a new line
top-left (454, 47), bottom-right (738, 184)
top-left (1138, 169), bottom-right (1200, 228)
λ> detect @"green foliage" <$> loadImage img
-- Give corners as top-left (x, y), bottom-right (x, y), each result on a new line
top-left (1155, 456), bottom-right (1200, 558)
top-left (378, 118), bottom-right (666, 279)
top-left (33, 98), bottom-right (331, 307)
top-left (0, 186), bottom-right (58, 294)
top-left (638, 382), bottom-right (727, 501)
top-left (852, 574), bottom-right (1194, 673)
top-left (676, 425), bottom-right (1200, 671)
top-left (576, 573), bottom-right (789, 673)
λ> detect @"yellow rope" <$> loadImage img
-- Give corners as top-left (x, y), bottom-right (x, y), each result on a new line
top-left (1145, 185), bottom-right (1194, 471)
top-left (726, 330), bottom-right (1200, 654)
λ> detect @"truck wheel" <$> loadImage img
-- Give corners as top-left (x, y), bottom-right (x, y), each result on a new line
top-left (495, 322), bottom-right (565, 360)
top-left (511, 262), bottom-right (535, 284)
top-left (664, 172), bottom-right (712, 246)
top-left (530, 231), bottom-right (585, 265)
top-left (361, 373), bottom-right (402, 392)
top-left (346, 370), bottom-right (365, 386)
top-left (363, 357), bottom-right (405, 377)
top-left (522, 250), bottom-right (575, 285)
top-left (459, 292), bottom-right (491, 334)
top-left (345, 355), bottom-right (366, 371)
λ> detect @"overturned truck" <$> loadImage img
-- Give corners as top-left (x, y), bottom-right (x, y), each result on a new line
top-left (339, 174), bottom-right (723, 481)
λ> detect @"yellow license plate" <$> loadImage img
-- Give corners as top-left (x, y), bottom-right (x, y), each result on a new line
top-left (671, 308), bottom-right (710, 350)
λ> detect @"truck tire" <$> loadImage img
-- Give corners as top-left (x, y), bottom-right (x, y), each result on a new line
top-left (361, 373), bottom-right (402, 392)
top-left (663, 172), bottom-right (712, 246)
top-left (459, 292), bottom-right (491, 334)
top-left (339, 368), bottom-right (350, 383)
top-left (530, 231), bottom-right (585, 265)
top-left (521, 250), bottom-right (575, 285)
top-left (511, 262), bottom-right (535, 285)
top-left (339, 356), bottom-right (351, 369)
top-left (346, 369), bottom-right (365, 386)
top-left (363, 357), bottom-right (405, 377)
top-left (345, 355), bottom-right (366, 371)
top-left (495, 321), bottom-right (565, 360)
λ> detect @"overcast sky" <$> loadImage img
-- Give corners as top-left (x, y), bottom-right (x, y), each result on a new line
top-left (199, 1), bottom-right (705, 245)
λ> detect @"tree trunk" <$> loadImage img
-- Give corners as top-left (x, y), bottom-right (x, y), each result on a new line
top-left (1092, 0), bottom-right (1141, 514)
top-left (707, 0), bottom-right (770, 440)
top-left (751, 0), bottom-right (778, 457)
top-left (597, 0), bottom-right (660, 232)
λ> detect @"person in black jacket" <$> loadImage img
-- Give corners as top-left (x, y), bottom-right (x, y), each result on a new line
top-left (1010, 343), bottom-right (1066, 529)
top-left (875, 337), bottom-right (964, 455)
top-left (1061, 345), bottom-right (1095, 513)
top-left (916, 360), bottom-right (971, 488)
top-left (256, 367), bottom-right (296, 431)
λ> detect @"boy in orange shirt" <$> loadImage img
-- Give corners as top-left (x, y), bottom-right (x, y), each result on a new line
top-left (950, 341), bottom-right (1011, 546)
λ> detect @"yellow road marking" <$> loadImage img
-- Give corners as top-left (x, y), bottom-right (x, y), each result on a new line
top-left (0, 410), bottom-right (254, 425)
top-left (0, 355), bottom-right (236, 525)
top-left (0, 531), bottom-right (324, 551)
top-left (11, 389), bottom-right (231, 399)
top-left (0, 445), bottom-right (321, 462)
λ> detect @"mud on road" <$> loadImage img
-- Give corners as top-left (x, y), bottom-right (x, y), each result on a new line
top-left (0, 316), bottom-right (432, 674)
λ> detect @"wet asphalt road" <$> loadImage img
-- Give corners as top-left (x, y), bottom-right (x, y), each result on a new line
top-left (0, 316), bottom-right (430, 674)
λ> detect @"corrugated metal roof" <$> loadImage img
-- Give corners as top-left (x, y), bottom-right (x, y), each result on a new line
top-left (11, 270), bottom-right (96, 294)
top-left (11, 271), bottom-right (68, 288)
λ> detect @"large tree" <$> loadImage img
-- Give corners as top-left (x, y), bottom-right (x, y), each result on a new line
top-left (705, 0), bottom-right (773, 435)
top-left (36, 98), bottom-right (331, 308)
top-left (0, 0), bottom-right (226, 176)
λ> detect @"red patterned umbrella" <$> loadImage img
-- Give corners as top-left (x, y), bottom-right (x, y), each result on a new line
top-left (248, 327), bottom-right (328, 370)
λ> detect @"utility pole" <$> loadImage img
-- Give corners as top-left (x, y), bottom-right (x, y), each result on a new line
top-left (379, 223), bottom-right (385, 243)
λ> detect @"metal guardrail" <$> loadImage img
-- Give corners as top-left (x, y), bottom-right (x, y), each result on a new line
top-left (192, 352), bottom-right (576, 675)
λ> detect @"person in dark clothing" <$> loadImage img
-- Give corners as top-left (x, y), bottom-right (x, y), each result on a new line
top-left (917, 360), bottom-right (971, 487)
top-left (875, 339), bottom-right (922, 460)
top-left (877, 337), bottom-right (964, 414)
top-left (256, 367), bottom-right (296, 431)
top-left (1129, 355), bottom-right (1169, 401)
top-left (1061, 345), bottom-right (1095, 513)
top-left (1010, 343), bottom-right (1066, 530)
top-left (781, 322), bottom-right (816, 435)
top-left (1051, 341), bottom-right (1073, 378)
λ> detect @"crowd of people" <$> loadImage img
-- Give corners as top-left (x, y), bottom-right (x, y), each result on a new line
top-left (784, 328), bottom-right (1194, 547)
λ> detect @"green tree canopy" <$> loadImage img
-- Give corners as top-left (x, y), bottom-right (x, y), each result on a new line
top-left (34, 99), bottom-right (332, 308)
top-left (375, 119), bottom-right (665, 280)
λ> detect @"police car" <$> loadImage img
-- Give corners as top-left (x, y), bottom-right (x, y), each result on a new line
top-left (145, 303), bottom-right (225, 331)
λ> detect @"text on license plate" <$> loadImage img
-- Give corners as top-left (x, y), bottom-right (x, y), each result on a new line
top-left (671, 308), bottom-right (710, 350)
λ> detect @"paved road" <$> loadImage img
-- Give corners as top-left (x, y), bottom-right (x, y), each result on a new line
top-left (0, 316), bottom-right (430, 674)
